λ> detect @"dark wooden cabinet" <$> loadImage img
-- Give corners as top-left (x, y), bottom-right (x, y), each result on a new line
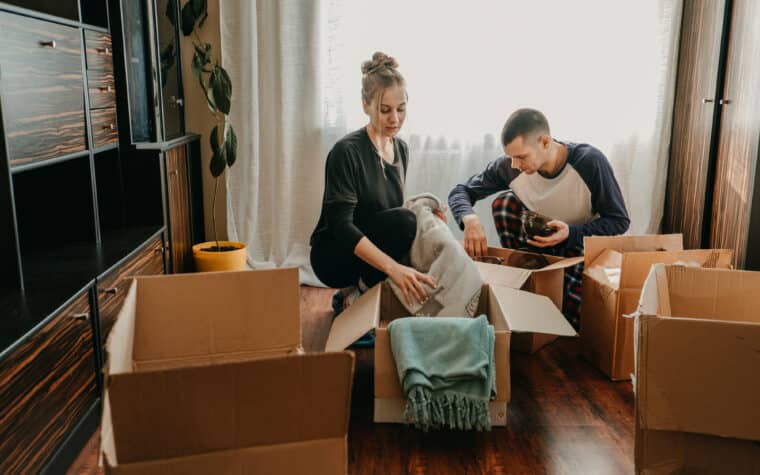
top-left (664, 0), bottom-right (760, 269)
top-left (0, 288), bottom-right (98, 474)
top-left (0, 0), bottom-right (203, 471)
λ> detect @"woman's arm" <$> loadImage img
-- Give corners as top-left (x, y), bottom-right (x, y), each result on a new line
top-left (354, 237), bottom-right (436, 306)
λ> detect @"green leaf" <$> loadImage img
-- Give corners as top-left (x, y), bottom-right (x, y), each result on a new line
top-left (209, 146), bottom-right (227, 178)
top-left (192, 0), bottom-right (206, 16)
top-left (199, 10), bottom-right (209, 28)
top-left (181, 1), bottom-right (196, 36)
top-left (225, 125), bottom-right (237, 168)
top-left (206, 75), bottom-right (217, 112)
top-left (210, 125), bottom-right (220, 152)
top-left (210, 66), bottom-right (232, 115)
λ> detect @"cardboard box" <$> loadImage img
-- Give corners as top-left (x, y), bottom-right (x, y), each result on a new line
top-left (477, 247), bottom-right (584, 353)
top-left (633, 264), bottom-right (760, 474)
top-left (100, 269), bottom-right (355, 475)
top-left (324, 264), bottom-right (577, 427)
top-left (580, 234), bottom-right (733, 380)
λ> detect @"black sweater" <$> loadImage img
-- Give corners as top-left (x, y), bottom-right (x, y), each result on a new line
top-left (311, 128), bottom-right (409, 251)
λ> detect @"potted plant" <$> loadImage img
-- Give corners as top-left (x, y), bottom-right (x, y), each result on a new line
top-left (182, 0), bottom-right (247, 272)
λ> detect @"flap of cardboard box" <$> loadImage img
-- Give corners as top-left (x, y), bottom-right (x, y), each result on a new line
top-left (475, 261), bottom-right (532, 289)
top-left (619, 249), bottom-right (732, 290)
top-left (324, 284), bottom-right (381, 351)
top-left (102, 352), bottom-right (355, 466)
top-left (489, 285), bottom-right (577, 336)
top-left (584, 234), bottom-right (683, 269)
top-left (534, 256), bottom-right (585, 272)
top-left (104, 438), bottom-right (347, 475)
top-left (106, 269), bottom-right (302, 372)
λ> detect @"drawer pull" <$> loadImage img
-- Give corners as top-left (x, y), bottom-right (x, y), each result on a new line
top-left (102, 123), bottom-right (116, 131)
top-left (102, 287), bottom-right (119, 296)
top-left (154, 246), bottom-right (167, 254)
top-left (168, 170), bottom-right (178, 177)
top-left (70, 312), bottom-right (90, 321)
top-left (99, 85), bottom-right (114, 93)
top-left (96, 47), bottom-right (112, 55)
top-left (39, 40), bottom-right (57, 49)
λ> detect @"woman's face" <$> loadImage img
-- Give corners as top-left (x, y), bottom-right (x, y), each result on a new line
top-left (364, 83), bottom-right (406, 138)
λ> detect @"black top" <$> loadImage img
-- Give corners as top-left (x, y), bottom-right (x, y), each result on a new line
top-left (311, 127), bottom-right (409, 251)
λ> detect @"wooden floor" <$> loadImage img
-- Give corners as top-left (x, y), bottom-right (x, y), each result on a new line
top-left (68, 286), bottom-right (635, 475)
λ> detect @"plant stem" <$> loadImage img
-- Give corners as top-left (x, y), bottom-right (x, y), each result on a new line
top-left (212, 174), bottom-right (219, 250)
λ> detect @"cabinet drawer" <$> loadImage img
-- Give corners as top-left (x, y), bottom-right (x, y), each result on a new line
top-left (88, 68), bottom-right (116, 109)
top-left (84, 30), bottom-right (114, 72)
top-left (0, 290), bottom-right (98, 473)
top-left (0, 11), bottom-right (86, 168)
top-left (97, 236), bottom-right (165, 345)
top-left (91, 107), bottom-right (119, 148)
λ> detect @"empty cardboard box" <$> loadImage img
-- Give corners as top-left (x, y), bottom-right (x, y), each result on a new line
top-left (477, 247), bottom-right (584, 353)
top-left (633, 264), bottom-right (760, 474)
top-left (580, 234), bottom-right (732, 380)
top-left (100, 269), bottom-right (355, 474)
top-left (325, 264), bottom-right (577, 427)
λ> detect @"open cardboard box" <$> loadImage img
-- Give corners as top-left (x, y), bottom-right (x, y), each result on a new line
top-left (100, 269), bottom-right (355, 475)
top-left (633, 264), bottom-right (760, 474)
top-left (324, 263), bottom-right (577, 427)
top-left (580, 234), bottom-right (732, 380)
top-left (477, 247), bottom-right (584, 353)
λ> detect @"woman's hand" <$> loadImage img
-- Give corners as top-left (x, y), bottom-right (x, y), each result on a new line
top-left (387, 263), bottom-right (437, 306)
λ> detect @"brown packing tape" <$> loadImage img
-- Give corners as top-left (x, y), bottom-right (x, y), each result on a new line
top-left (583, 234), bottom-right (683, 268)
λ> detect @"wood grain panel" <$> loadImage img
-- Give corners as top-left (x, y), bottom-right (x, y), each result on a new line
top-left (0, 290), bottom-right (97, 473)
top-left (84, 30), bottom-right (113, 71)
top-left (663, 0), bottom-right (726, 248)
top-left (0, 11), bottom-right (86, 167)
top-left (97, 236), bottom-right (165, 346)
top-left (710, 0), bottom-right (760, 268)
top-left (87, 68), bottom-right (116, 109)
top-left (166, 145), bottom-right (193, 273)
top-left (91, 107), bottom-right (118, 149)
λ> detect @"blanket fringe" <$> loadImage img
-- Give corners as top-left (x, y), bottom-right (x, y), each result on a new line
top-left (403, 386), bottom-right (491, 432)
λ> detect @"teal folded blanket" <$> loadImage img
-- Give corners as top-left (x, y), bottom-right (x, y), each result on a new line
top-left (387, 314), bottom-right (496, 431)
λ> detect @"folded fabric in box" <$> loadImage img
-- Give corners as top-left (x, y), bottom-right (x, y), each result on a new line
top-left (388, 314), bottom-right (496, 431)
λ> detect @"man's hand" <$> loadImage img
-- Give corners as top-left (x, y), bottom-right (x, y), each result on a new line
top-left (463, 214), bottom-right (487, 257)
top-left (527, 220), bottom-right (569, 248)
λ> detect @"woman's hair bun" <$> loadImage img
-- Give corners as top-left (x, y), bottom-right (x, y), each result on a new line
top-left (361, 52), bottom-right (399, 75)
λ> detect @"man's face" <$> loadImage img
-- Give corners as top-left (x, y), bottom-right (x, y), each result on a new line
top-left (504, 134), bottom-right (550, 174)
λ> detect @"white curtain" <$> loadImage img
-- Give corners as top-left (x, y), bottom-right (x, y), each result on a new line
top-left (221, 0), bottom-right (682, 286)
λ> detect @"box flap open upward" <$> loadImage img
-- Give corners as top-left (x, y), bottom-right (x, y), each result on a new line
top-left (324, 284), bottom-right (381, 351)
top-left (489, 285), bottom-right (577, 336)
top-left (475, 261), bottom-right (532, 289)
top-left (584, 234), bottom-right (683, 268)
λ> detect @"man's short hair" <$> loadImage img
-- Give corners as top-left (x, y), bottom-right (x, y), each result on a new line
top-left (500, 108), bottom-right (551, 146)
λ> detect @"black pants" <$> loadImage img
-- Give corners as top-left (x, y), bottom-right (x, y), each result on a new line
top-left (310, 207), bottom-right (417, 288)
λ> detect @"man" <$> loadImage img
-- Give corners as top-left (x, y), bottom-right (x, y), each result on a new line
top-left (448, 108), bottom-right (630, 328)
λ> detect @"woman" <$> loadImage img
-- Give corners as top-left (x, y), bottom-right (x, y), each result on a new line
top-left (310, 52), bottom-right (435, 314)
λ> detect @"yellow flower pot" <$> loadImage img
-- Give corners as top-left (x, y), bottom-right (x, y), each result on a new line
top-left (192, 241), bottom-right (248, 272)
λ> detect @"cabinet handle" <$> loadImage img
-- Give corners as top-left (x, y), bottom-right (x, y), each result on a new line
top-left (702, 98), bottom-right (714, 103)
top-left (719, 99), bottom-right (732, 105)
top-left (96, 47), bottom-right (112, 55)
top-left (154, 246), bottom-right (167, 254)
top-left (70, 312), bottom-right (90, 321)
top-left (102, 123), bottom-right (116, 131)
top-left (39, 40), bottom-right (57, 49)
top-left (99, 85), bottom-right (114, 93)
top-left (102, 287), bottom-right (119, 295)
top-left (169, 170), bottom-right (178, 177)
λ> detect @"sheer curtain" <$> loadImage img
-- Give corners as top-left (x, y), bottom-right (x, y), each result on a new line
top-left (222, 0), bottom-right (682, 285)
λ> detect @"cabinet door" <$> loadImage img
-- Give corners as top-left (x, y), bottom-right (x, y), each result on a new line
top-left (0, 290), bottom-right (98, 473)
top-left (0, 11), bottom-right (86, 167)
top-left (663, 0), bottom-right (726, 248)
top-left (166, 145), bottom-right (192, 273)
top-left (97, 235), bottom-right (165, 347)
top-left (155, 0), bottom-right (185, 140)
top-left (710, 0), bottom-right (760, 268)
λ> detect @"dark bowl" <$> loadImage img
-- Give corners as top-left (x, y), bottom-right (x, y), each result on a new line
top-left (522, 210), bottom-right (556, 237)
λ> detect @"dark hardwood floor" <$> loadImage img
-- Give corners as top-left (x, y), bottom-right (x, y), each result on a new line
top-left (67, 286), bottom-right (634, 475)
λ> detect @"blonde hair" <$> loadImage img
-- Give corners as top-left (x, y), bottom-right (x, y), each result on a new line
top-left (361, 52), bottom-right (405, 108)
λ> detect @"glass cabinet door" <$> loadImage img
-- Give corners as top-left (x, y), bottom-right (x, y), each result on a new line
top-left (122, 0), bottom-right (158, 142)
top-left (155, 0), bottom-right (185, 140)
